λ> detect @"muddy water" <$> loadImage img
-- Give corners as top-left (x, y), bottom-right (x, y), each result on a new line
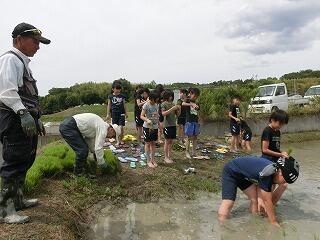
top-left (90, 141), bottom-right (320, 240)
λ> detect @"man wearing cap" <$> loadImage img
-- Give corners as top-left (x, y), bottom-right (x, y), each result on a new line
top-left (59, 113), bottom-right (121, 176)
top-left (218, 156), bottom-right (299, 227)
top-left (0, 23), bottom-right (50, 224)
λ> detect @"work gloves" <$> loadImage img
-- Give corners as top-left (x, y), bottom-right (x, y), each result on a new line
top-left (19, 110), bottom-right (46, 137)
top-left (20, 112), bottom-right (37, 137)
top-left (37, 119), bottom-right (46, 136)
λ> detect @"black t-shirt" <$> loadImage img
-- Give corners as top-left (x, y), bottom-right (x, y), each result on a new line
top-left (261, 126), bottom-right (281, 160)
top-left (185, 99), bottom-right (199, 123)
top-left (108, 93), bottom-right (125, 114)
top-left (134, 94), bottom-right (144, 113)
top-left (229, 104), bottom-right (241, 124)
top-left (178, 98), bottom-right (187, 119)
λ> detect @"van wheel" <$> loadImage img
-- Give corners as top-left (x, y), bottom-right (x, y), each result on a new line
top-left (271, 106), bottom-right (279, 112)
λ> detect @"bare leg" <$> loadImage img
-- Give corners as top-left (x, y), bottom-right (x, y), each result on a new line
top-left (178, 124), bottom-right (185, 143)
top-left (166, 139), bottom-right (173, 163)
top-left (192, 136), bottom-right (197, 157)
top-left (151, 142), bottom-right (157, 167)
top-left (230, 136), bottom-right (236, 152)
top-left (185, 137), bottom-right (191, 158)
top-left (164, 139), bottom-right (169, 161)
top-left (145, 143), bottom-right (154, 168)
top-left (137, 127), bottom-right (142, 144)
top-left (272, 183), bottom-right (288, 205)
top-left (158, 122), bottom-right (164, 144)
top-left (242, 185), bottom-right (258, 214)
top-left (245, 141), bottom-right (252, 153)
top-left (119, 126), bottom-right (124, 144)
top-left (257, 187), bottom-right (266, 214)
top-left (218, 200), bottom-right (235, 221)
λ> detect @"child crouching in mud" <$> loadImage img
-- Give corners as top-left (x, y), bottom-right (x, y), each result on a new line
top-left (218, 156), bottom-right (299, 227)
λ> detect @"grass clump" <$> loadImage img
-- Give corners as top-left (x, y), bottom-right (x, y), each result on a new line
top-left (25, 142), bottom-right (75, 192)
top-left (25, 142), bottom-right (121, 192)
top-left (100, 149), bottom-right (121, 175)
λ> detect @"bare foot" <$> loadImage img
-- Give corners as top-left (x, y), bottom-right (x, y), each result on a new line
top-left (164, 158), bottom-right (173, 164)
top-left (152, 160), bottom-right (158, 167)
top-left (147, 161), bottom-right (155, 168)
top-left (186, 152), bottom-right (191, 159)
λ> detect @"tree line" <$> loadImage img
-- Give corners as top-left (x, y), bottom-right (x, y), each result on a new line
top-left (40, 70), bottom-right (320, 115)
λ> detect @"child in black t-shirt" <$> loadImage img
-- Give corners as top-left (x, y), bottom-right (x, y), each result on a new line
top-left (259, 110), bottom-right (290, 215)
top-left (177, 89), bottom-right (188, 144)
top-left (261, 110), bottom-right (289, 162)
top-left (240, 118), bottom-right (252, 152)
top-left (228, 96), bottom-right (241, 152)
top-left (107, 82), bottom-right (128, 145)
top-left (134, 88), bottom-right (150, 144)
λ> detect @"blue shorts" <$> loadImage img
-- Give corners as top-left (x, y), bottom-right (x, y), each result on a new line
top-left (221, 164), bottom-right (252, 201)
top-left (230, 122), bottom-right (240, 136)
top-left (184, 122), bottom-right (200, 137)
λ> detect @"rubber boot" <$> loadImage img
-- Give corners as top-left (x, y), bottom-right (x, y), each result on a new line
top-left (14, 177), bottom-right (38, 211)
top-left (73, 160), bottom-right (86, 177)
top-left (0, 178), bottom-right (30, 224)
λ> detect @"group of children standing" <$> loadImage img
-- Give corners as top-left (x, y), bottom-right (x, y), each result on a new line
top-left (105, 81), bottom-right (299, 226)
top-left (107, 81), bottom-right (201, 168)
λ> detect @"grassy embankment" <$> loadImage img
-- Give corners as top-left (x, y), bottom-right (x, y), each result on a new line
top-left (41, 103), bottom-right (135, 122)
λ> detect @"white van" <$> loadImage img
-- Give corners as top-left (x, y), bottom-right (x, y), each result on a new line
top-left (249, 83), bottom-right (288, 113)
top-left (304, 85), bottom-right (320, 100)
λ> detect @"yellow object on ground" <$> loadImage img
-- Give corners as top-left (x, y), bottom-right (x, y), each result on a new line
top-left (216, 148), bottom-right (228, 154)
top-left (122, 134), bottom-right (137, 141)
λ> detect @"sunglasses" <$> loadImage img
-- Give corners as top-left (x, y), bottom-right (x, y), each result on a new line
top-left (19, 28), bottom-right (42, 36)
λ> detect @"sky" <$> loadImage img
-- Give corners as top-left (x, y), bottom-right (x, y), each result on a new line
top-left (1, 0), bottom-right (320, 95)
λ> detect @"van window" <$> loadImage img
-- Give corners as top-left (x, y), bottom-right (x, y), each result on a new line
top-left (305, 87), bottom-right (320, 96)
top-left (275, 86), bottom-right (285, 96)
top-left (256, 86), bottom-right (276, 97)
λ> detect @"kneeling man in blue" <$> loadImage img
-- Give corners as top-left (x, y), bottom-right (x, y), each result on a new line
top-left (218, 156), bottom-right (299, 227)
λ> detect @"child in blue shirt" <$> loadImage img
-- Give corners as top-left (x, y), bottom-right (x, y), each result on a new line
top-left (218, 156), bottom-right (299, 227)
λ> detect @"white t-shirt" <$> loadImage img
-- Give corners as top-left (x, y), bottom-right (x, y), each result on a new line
top-left (73, 113), bottom-right (109, 165)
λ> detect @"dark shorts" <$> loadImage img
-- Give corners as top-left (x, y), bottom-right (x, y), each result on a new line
top-left (135, 112), bottom-right (143, 127)
top-left (112, 113), bottom-right (125, 126)
top-left (164, 126), bottom-right (177, 139)
top-left (230, 122), bottom-right (240, 136)
top-left (143, 127), bottom-right (158, 142)
top-left (243, 131), bottom-right (252, 141)
top-left (221, 164), bottom-right (253, 201)
top-left (185, 122), bottom-right (200, 137)
top-left (177, 117), bottom-right (186, 126)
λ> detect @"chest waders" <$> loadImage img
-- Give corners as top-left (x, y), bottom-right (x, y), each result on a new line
top-left (0, 51), bottom-right (40, 224)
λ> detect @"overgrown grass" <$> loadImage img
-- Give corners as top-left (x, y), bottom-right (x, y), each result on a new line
top-left (62, 176), bottom-right (126, 210)
top-left (25, 141), bottom-right (120, 192)
top-left (41, 103), bottom-right (134, 122)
